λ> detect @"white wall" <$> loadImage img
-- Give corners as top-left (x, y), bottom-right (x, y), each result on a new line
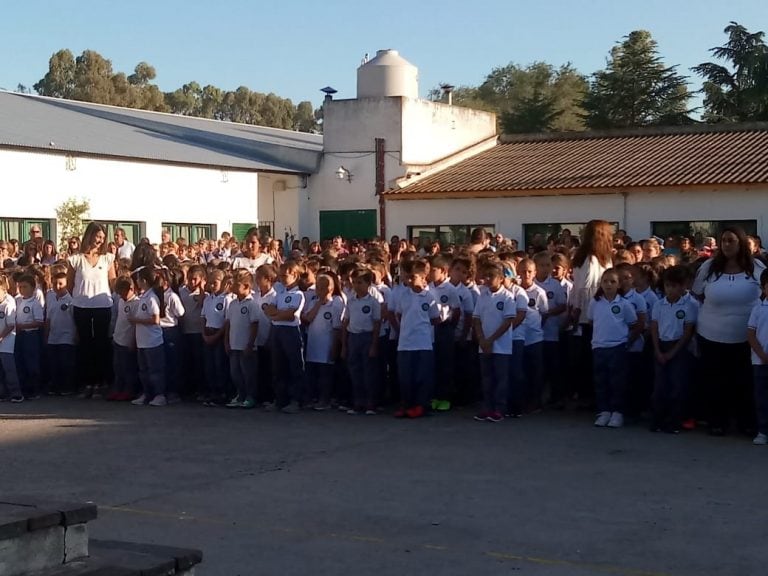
top-left (257, 173), bottom-right (305, 239)
top-left (0, 149), bottom-right (259, 243)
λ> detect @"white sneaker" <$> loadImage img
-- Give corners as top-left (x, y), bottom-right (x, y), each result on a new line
top-left (594, 411), bottom-right (611, 427)
top-left (149, 394), bottom-right (167, 407)
top-left (753, 433), bottom-right (768, 445)
top-left (131, 394), bottom-right (147, 406)
top-left (607, 412), bottom-right (624, 428)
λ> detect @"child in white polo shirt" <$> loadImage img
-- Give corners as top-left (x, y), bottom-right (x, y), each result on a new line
top-left (179, 265), bottom-right (206, 400)
top-left (394, 260), bottom-right (440, 419)
top-left (650, 265), bottom-right (697, 434)
top-left (616, 263), bottom-right (650, 418)
top-left (587, 269), bottom-right (639, 428)
top-left (224, 269), bottom-right (259, 409)
top-left (473, 262), bottom-right (516, 422)
top-left (518, 258), bottom-right (549, 412)
top-left (201, 269), bottom-right (229, 406)
top-left (254, 264), bottom-right (278, 406)
top-left (428, 254), bottom-right (461, 412)
top-left (0, 273), bottom-right (23, 402)
top-left (45, 271), bottom-right (77, 395)
top-left (534, 252), bottom-right (568, 406)
top-left (342, 268), bottom-right (381, 414)
top-left (14, 273), bottom-right (44, 399)
top-left (747, 268), bottom-right (768, 445)
top-left (450, 256), bottom-right (479, 407)
top-left (130, 267), bottom-right (167, 407)
top-left (110, 277), bottom-right (139, 401)
top-left (502, 261), bottom-right (528, 417)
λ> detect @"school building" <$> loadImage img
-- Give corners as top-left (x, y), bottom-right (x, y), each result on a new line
top-left (1, 48), bottom-right (767, 246)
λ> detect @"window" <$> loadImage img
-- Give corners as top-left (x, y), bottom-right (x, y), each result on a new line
top-left (523, 222), bottom-right (619, 249)
top-left (0, 218), bottom-right (52, 242)
top-left (407, 225), bottom-right (495, 247)
top-left (162, 223), bottom-right (216, 244)
top-left (99, 221), bottom-right (143, 245)
top-left (231, 223), bottom-right (258, 242)
top-left (651, 220), bottom-right (757, 243)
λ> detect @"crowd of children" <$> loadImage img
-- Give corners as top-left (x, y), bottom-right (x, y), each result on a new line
top-left (2, 225), bottom-right (768, 445)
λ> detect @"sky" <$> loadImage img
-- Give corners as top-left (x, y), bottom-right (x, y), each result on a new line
top-left (0, 0), bottom-right (765, 107)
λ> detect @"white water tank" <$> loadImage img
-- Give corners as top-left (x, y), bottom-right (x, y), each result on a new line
top-left (357, 49), bottom-right (419, 99)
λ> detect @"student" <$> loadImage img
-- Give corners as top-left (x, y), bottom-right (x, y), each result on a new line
top-left (254, 264), bottom-right (278, 406)
top-left (179, 265), bottom-right (206, 399)
top-left (0, 274), bottom-right (23, 402)
top-left (651, 265), bottom-right (697, 434)
top-left (502, 261), bottom-right (528, 417)
top-left (110, 277), bottom-right (139, 401)
top-left (369, 261), bottom-right (393, 404)
top-left (265, 261), bottom-right (306, 413)
top-left (129, 267), bottom-right (167, 406)
top-left (302, 273), bottom-right (343, 410)
top-left (159, 268), bottom-right (185, 404)
top-left (428, 254), bottom-right (461, 411)
top-left (517, 258), bottom-right (549, 412)
top-left (615, 263), bottom-right (649, 416)
top-left (14, 273), bottom-right (44, 399)
top-left (749, 269), bottom-right (768, 445)
top-left (394, 260), bottom-right (440, 418)
top-left (342, 268), bottom-right (381, 414)
top-left (472, 262), bottom-right (516, 422)
top-left (450, 256), bottom-right (479, 406)
top-left (587, 269), bottom-right (639, 428)
top-left (224, 269), bottom-right (259, 409)
top-left (534, 252), bottom-right (568, 406)
top-left (44, 271), bottom-right (77, 395)
top-left (201, 269), bottom-right (229, 406)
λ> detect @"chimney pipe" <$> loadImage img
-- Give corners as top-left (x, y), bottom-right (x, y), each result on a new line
top-left (440, 83), bottom-right (455, 106)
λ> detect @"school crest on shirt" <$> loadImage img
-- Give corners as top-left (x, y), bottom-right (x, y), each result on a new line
top-left (440, 295), bottom-right (448, 304)
top-left (141, 303), bottom-right (148, 312)
top-left (528, 298), bottom-right (536, 308)
top-left (496, 301), bottom-right (504, 311)
top-left (547, 291), bottom-right (554, 299)
top-left (0, 312), bottom-right (4, 320)
top-left (124, 305), bottom-right (131, 314)
top-left (23, 306), bottom-right (30, 313)
top-left (284, 296), bottom-right (291, 304)
top-left (323, 311), bottom-right (332, 320)
top-left (60, 303), bottom-right (69, 311)
top-left (240, 306), bottom-right (249, 315)
top-left (421, 303), bottom-right (429, 311)
top-left (215, 302), bottom-right (224, 311)
top-left (362, 305), bottom-right (371, 314)
top-left (611, 305), bottom-right (621, 314)
top-left (261, 303), bottom-right (268, 310)
top-left (676, 310), bottom-right (685, 319)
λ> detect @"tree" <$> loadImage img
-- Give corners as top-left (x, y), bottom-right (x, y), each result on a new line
top-left (500, 90), bottom-right (562, 133)
top-left (73, 50), bottom-right (115, 104)
top-left (55, 197), bottom-right (90, 253)
top-left (295, 100), bottom-right (318, 132)
top-left (693, 22), bottom-right (768, 122)
top-left (33, 49), bottom-right (76, 98)
top-left (128, 62), bottom-right (156, 87)
top-left (583, 30), bottom-right (693, 129)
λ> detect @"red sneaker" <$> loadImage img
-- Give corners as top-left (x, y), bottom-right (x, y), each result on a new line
top-left (105, 392), bottom-right (121, 401)
top-left (117, 392), bottom-right (134, 401)
top-left (394, 407), bottom-right (407, 418)
top-left (406, 405), bottom-right (424, 419)
top-left (487, 411), bottom-right (504, 423)
top-left (682, 418), bottom-right (696, 430)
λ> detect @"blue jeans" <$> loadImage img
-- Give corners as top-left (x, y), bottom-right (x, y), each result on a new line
top-left (229, 350), bottom-right (258, 401)
top-left (347, 331), bottom-right (378, 409)
top-left (47, 344), bottom-right (76, 395)
top-left (204, 339), bottom-right (228, 400)
top-left (138, 345), bottom-right (166, 397)
top-left (0, 353), bottom-right (21, 398)
top-left (397, 350), bottom-right (434, 409)
top-left (480, 353), bottom-right (510, 413)
top-left (15, 330), bottom-right (41, 397)
top-left (271, 325), bottom-right (305, 407)
top-left (113, 343), bottom-right (139, 396)
top-left (652, 341), bottom-right (690, 430)
top-left (754, 365), bottom-right (768, 435)
top-left (593, 345), bottom-right (628, 413)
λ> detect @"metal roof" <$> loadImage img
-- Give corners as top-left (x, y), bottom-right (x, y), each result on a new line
top-left (0, 91), bottom-right (323, 173)
top-left (385, 123), bottom-right (768, 197)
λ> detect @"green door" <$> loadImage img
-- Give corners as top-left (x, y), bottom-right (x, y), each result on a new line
top-left (319, 210), bottom-right (377, 241)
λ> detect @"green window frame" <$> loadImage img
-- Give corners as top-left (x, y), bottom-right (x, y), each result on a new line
top-left (407, 224), bottom-right (495, 247)
top-left (99, 221), bottom-right (143, 245)
top-left (651, 220), bottom-right (757, 244)
top-left (232, 223), bottom-right (259, 242)
top-left (162, 222), bottom-right (216, 244)
top-left (0, 218), bottom-right (52, 242)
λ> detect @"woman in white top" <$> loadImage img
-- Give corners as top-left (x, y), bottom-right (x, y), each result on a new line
top-left (692, 226), bottom-right (766, 436)
top-left (569, 220), bottom-right (614, 403)
top-left (231, 229), bottom-right (273, 274)
top-left (67, 222), bottom-right (116, 397)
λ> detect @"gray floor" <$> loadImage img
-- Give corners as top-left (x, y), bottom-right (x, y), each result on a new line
top-left (0, 399), bottom-right (765, 576)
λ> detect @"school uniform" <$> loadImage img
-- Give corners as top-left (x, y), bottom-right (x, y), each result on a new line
top-left (473, 286), bottom-right (516, 415)
top-left (748, 301), bottom-right (768, 435)
top-left (45, 291), bottom-right (77, 395)
top-left (587, 295), bottom-right (638, 415)
top-left (134, 290), bottom-right (166, 400)
top-left (651, 296), bottom-right (698, 431)
top-left (0, 294), bottom-right (21, 399)
top-left (374, 283), bottom-right (393, 402)
top-left (201, 292), bottom-right (229, 402)
top-left (452, 281), bottom-right (478, 405)
top-left (507, 283), bottom-right (530, 416)
top-left (271, 286), bottom-right (306, 408)
top-left (305, 295), bottom-right (344, 406)
top-left (160, 289), bottom-right (186, 400)
top-left (429, 280), bottom-right (461, 404)
top-left (255, 288), bottom-right (277, 403)
top-left (396, 288), bottom-right (439, 410)
top-left (112, 295), bottom-right (139, 397)
top-left (523, 283), bottom-right (549, 411)
top-left (346, 292), bottom-right (382, 411)
top-left (179, 286), bottom-right (205, 398)
top-left (226, 295), bottom-right (259, 403)
top-left (537, 277), bottom-right (568, 404)
top-left (15, 294), bottom-right (44, 397)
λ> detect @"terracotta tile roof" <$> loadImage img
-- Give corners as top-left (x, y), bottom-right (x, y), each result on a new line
top-left (385, 124), bottom-right (768, 197)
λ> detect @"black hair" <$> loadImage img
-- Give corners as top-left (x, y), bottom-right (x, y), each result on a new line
top-left (663, 265), bottom-right (691, 287)
top-left (134, 267), bottom-right (166, 317)
top-left (761, 268), bottom-right (768, 295)
top-left (705, 226), bottom-right (755, 281)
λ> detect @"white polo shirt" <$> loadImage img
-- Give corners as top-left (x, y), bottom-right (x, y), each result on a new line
top-left (15, 295), bottom-right (44, 331)
top-left (472, 286), bottom-right (516, 355)
top-left (452, 281), bottom-right (476, 342)
top-left (232, 254), bottom-right (273, 275)
top-left (587, 295), bottom-right (638, 349)
top-left (306, 295), bottom-right (344, 364)
top-left (346, 292), bottom-right (382, 334)
top-left (113, 295), bottom-right (138, 348)
top-left (638, 287), bottom-right (660, 312)
top-left (387, 283), bottom-right (406, 341)
top-left (134, 291), bottom-right (163, 349)
top-left (396, 288), bottom-right (439, 351)
top-left (272, 286), bottom-right (305, 327)
top-left (159, 289), bottom-right (186, 329)
top-left (255, 288), bottom-right (277, 346)
top-left (46, 292), bottom-right (76, 345)
top-left (508, 284), bottom-right (530, 342)
top-left (374, 283), bottom-right (391, 336)
top-left (0, 293), bottom-right (16, 353)
top-left (201, 292), bottom-right (229, 330)
top-left (226, 295), bottom-right (259, 351)
top-left (748, 300), bottom-right (768, 365)
top-left (523, 283), bottom-right (549, 346)
top-left (623, 289), bottom-right (648, 352)
top-left (536, 277), bottom-right (567, 342)
top-left (179, 286), bottom-right (204, 335)
top-left (652, 296), bottom-right (698, 343)
top-left (429, 280), bottom-right (460, 324)
top-left (116, 241), bottom-right (135, 261)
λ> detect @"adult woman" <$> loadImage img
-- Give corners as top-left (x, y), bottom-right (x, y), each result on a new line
top-left (67, 236), bottom-right (81, 256)
top-left (40, 240), bottom-right (58, 266)
top-left (232, 228), bottom-right (273, 274)
top-left (692, 226), bottom-right (766, 436)
top-left (67, 222), bottom-right (116, 397)
top-left (569, 220), bottom-right (614, 402)
top-left (16, 241), bottom-right (40, 267)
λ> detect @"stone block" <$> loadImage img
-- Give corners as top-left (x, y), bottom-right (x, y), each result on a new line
top-left (64, 522), bottom-right (89, 562)
top-left (0, 524), bottom-right (64, 576)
